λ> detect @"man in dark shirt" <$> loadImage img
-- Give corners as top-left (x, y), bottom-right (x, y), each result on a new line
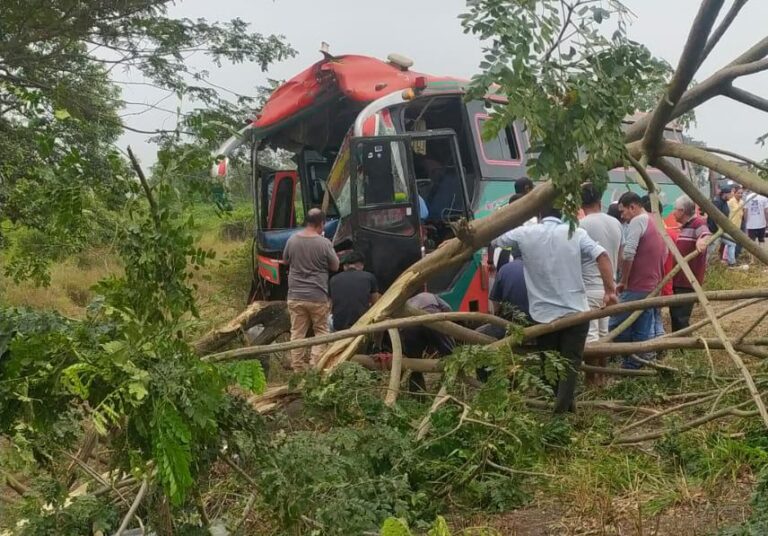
top-left (329, 251), bottom-right (380, 331)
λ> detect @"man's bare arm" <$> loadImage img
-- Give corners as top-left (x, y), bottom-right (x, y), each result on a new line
top-left (597, 252), bottom-right (618, 306)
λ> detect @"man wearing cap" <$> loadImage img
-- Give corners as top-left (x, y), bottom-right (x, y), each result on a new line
top-left (329, 251), bottom-right (380, 332)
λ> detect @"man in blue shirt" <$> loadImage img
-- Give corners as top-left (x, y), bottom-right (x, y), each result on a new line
top-left (492, 203), bottom-right (618, 413)
top-left (478, 258), bottom-right (530, 341)
top-left (476, 257), bottom-right (530, 382)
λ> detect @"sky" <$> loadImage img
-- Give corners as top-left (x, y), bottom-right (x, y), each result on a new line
top-left (119, 0), bottom-right (768, 166)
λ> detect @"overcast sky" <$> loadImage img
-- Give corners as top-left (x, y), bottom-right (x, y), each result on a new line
top-left (120, 0), bottom-right (768, 165)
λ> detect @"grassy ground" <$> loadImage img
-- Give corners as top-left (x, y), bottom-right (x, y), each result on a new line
top-left (0, 202), bottom-right (253, 333)
top-left (4, 216), bottom-right (768, 535)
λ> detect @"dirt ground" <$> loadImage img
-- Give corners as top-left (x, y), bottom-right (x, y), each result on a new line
top-left (453, 480), bottom-right (753, 535)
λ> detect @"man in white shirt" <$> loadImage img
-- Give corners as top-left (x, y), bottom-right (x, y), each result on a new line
top-left (745, 192), bottom-right (768, 250)
top-left (579, 183), bottom-right (623, 384)
top-left (492, 203), bottom-right (617, 413)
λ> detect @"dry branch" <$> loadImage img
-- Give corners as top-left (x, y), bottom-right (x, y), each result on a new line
top-left (614, 399), bottom-right (759, 444)
top-left (736, 306), bottom-right (768, 344)
top-left (638, 155), bottom-right (768, 428)
top-left (493, 288), bottom-right (768, 349)
top-left (416, 384), bottom-right (449, 441)
top-left (384, 328), bottom-right (404, 407)
top-left (114, 477), bottom-right (149, 536)
top-left (205, 311), bottom-right (509, 363)
top-left (193, 301), bottom-right (288, 355)
top-left (584, 336), bottom-right (768, 357)
top-left (660, 298), bottom-right (765, 339)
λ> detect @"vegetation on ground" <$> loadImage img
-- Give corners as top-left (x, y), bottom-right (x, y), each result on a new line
top-left (3, 0), bottom-right (768, 535)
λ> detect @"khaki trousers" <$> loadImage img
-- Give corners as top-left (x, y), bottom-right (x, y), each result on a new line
top-left (287, 299), bottom-right (331, 371)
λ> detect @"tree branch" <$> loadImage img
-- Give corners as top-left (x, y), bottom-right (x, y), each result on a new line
top-left (114, 478), bottom-right (149, 536)
top-left (652, 156), bottom-right (768, 265)
top-left (204, 312), bottom-right (510, 363)
top-left (492, 288), bottom-right (768, 350)
top-left (127, 146), bottom-right (160, 230)
top-left (723, 85), bottom-right (768, 113)
top-left (642, 0), bottom-right (726, 154)
top-left (698, 0), bottom-right (750, 68)
top-left (625, 35), bottom-right (768, 143)
top-left (702, 145), bottom-right (768, 171)
top-left (384, 329), bottom-right (404, 407)
top-left (634, 155), bottom-right (768, 429)
top-left (657, 140), bottom-right (768, 197)
top-left (660, 298), bottom-right (765, 338)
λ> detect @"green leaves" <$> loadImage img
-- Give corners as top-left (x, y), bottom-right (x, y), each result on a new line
top-left (223, 361), bottom-right (267, 394)
top-left (153, 403), bottom-right (194, 505)
top-left (380, 517), bottom-right (413, 536)
top-left (461, 0), bottom-right (673, 220)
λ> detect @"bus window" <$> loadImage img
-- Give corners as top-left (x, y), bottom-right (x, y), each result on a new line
top-left (476, 116), bottom-right (521, 164)
top-left (354, 139), bottom-right (416, 236)
top-left (357, 140), bottom-right (410, 207)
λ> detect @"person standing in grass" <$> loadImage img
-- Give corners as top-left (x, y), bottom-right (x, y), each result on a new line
top-left (669, 195), bottom-right (711, 332)
top-left (492, 202), bottom-right (617, 413)
top-left (609, 192), bottom-right (666, 368)
top-left (579, 183), bottom-right (623, 384)
top-left (283, 208), bottom-right (339, 371)
top-left (723, 185), bottom-right (744, 267)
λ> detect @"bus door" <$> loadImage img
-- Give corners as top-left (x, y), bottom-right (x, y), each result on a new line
top-left (349, 129), bottom-right (471, 291)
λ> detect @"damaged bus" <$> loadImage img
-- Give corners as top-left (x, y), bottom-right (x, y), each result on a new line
top-left (213, 53), bottom-right (694, 312)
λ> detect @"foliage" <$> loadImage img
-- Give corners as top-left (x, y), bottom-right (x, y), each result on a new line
top-left (0, 151), bottom-right (266, 517)
top-left (236, 357), bottom-right (571, 534)
top-left (12, 492), bottom-right (118, 536)
top-left (0, 0), bottom-right (294, 283)
top-left (461, 0), bottom-right (674, 219)
top-left (380, 515), bottom-right (499, 535)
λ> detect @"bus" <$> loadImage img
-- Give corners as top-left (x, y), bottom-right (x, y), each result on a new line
top-left (213, 53), bottom-right (695, 312)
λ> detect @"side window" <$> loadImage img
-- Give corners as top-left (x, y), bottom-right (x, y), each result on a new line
top-left (477, 116), bottom-right (520, 163)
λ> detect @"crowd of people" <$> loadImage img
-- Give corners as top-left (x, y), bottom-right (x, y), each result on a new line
top-left (281, 180), bottom-right (768, 413)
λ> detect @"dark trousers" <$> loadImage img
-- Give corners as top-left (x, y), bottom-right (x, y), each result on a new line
top-left (536, 321), bottom-right (590, 413)
top-left (669, 286), bottom-right (696, 332)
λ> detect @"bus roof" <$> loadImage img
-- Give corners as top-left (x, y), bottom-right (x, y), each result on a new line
top-left (252, 54), bottom-right (464, 131)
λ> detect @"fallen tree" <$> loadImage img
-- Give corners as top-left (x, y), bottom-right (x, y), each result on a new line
top-left (235, 0), bottom-right (768, 436)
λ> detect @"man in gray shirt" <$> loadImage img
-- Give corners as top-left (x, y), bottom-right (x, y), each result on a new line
top-left (283, 208), bottom-right (340, 371)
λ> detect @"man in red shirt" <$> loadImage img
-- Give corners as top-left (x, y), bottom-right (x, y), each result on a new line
top-left (669, 195), bottom-right (711, 332)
